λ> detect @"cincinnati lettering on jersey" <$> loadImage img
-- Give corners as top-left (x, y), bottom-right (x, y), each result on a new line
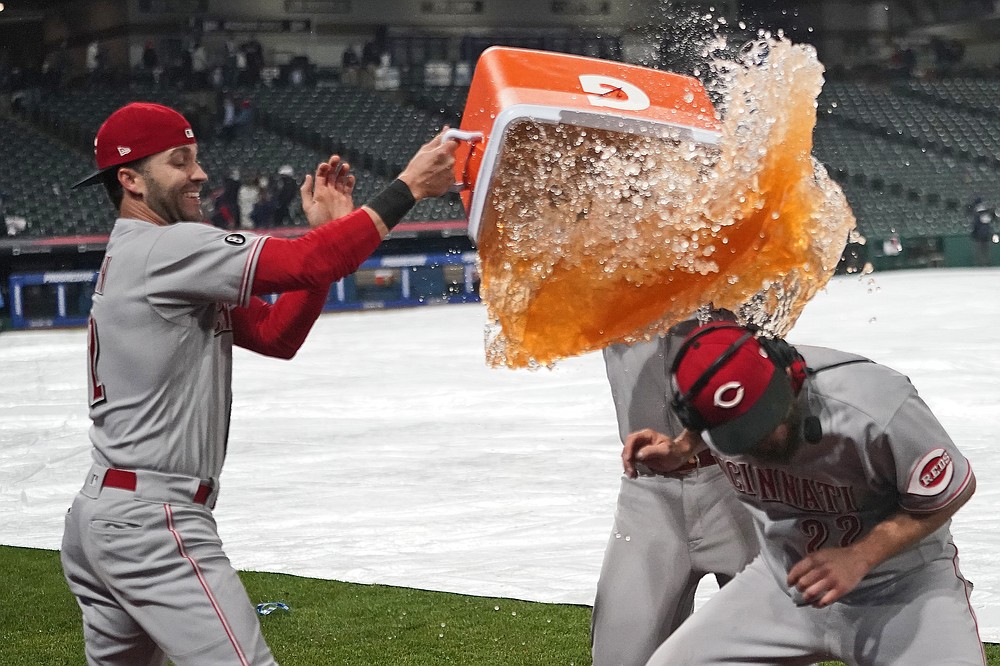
top-left (214, 303), bottom-right (233, 336)
top-left (719, 459), bottom-right (859, 514)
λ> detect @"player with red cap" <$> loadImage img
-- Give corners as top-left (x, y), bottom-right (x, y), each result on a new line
top-left (60, 101), bottom-right (459, 665)
top-left (622, 322), bottom-right (985, 665)
top-left (71, 102), bottom-right (199, 189)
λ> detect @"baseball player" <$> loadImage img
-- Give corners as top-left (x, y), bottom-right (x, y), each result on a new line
top-left (623, 322), bottom-right (984, 665)
top-left (592, 310), bottom-right (757, 666)
top-left (60, 101), bottom-right (458, 665)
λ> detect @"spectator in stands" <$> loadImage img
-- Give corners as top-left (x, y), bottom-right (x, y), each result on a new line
top-left (931, 37), bottom-right (965, 76)
top-left (42, 40), bottom-right (69, 89)
top-left (238, 172), bottom-right (260, 230)
top-left (362, 39), bottom-right (382, 69)
top-left (341, 45), bottom-right (361, 86)
top-left (175, 43), bottom-right (194, 90)
top-left (970, 196), bottom-right (997, 266)
top-left (273, 165), bottom-right (298, 227)
top-left (210, 170), bottom-right (241, 229)
top-left (86, 40), bottom-right (102, 86)
top-left (218, 93), bottom-right (236, 140)
top-left (191, 41), bottom-right (208, 90)
top-left (288, 57), bottom-right (310, 87)
top-left (234, 48), bottom-right (249, 87)
top-left (142, 40), bottom-right (160, 83)
top-left (888, 41), bottom-right (916, 78)
top-left (185, 100), bottom-right (213, 141)
top-left (361, 29), bottom-right (387, 89)
top-left (241, 35), bottom-right (264, 87)
top-left (223, 33), bottom-right (239, 87)
top-left (210, 64), bottom-right (224, 89)
top-left (233, 98), bottom-right (254, 137)
top-left (250, 176), bottom-right (278, 229)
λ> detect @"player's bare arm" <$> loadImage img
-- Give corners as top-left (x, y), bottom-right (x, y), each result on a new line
top-left (301, 154), bottom-right (356, 227)
top-left (788, 471), bottom-right (977, 608)
top-left (357, 127), bottom-right (459, 236)
top-left (396, 127), bottom-right (460, 199)
top-left (622, 428), bottom-right (708, 478)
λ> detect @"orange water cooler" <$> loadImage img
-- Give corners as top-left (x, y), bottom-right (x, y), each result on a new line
top-left (448, 47), bottom-right (733, 367)
top-left (449, 47), bottom-right (721, 244)
top-left (449, 44), bottom-right (851, 369)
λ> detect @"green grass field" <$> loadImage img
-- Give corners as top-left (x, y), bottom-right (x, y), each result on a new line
top-left (3, 545), bottom-right (997, 665)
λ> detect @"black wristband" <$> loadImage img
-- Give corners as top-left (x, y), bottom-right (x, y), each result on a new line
top-left (367, 179), bottom-right (416, 230)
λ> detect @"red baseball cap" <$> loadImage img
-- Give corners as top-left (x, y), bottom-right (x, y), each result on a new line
top-left (671, 323), bottom-right (794, 455)
top-left (71, 102), bottom-right (196, 189)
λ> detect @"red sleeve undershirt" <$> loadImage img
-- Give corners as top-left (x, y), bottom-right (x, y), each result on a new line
top-left (231, 208), bottom-right (381, 358)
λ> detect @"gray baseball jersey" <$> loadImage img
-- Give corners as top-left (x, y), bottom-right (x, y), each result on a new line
top-left (86, 219), bottom-right (266, 480)
top-left (719, 346), bottom-right (974, 601)
top-left (591, 325), bottom-right (757, 666)
top-left (63, 218), bottom-right (276, 666)
top-left (646, 345), bottom-right (984, 665)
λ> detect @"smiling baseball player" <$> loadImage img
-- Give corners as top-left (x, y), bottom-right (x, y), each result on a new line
top-left (60, 102), bottom-right (458, 665)
top-left (623, 322), bottom-right (984, 665)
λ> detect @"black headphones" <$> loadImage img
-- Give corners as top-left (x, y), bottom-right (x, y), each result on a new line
top-left (670, 323), bottom-right (875, 447)
top-left (669, 324), bottom-right (754, 431)
top-left (669, 323), bottom-right (798, 433)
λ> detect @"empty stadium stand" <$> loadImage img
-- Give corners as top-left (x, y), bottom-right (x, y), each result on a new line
top-left (3, 71), bottom-right (997, 272)
top-left (814, 77), bottom-right (1000, 266)
top-left (5, 84), bottom-right (466, 238)
top-left (1, 115), bottom-right (109, 236)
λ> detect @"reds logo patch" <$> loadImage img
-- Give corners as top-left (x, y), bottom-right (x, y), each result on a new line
top-left (907, 448), bottom-right (954, 496)
top-left (713, 381), bottom-right (745, 409)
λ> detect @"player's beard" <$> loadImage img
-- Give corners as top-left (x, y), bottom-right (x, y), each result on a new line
top-left (751, 400), bottom-right (805, 464)
top-left (145, 177), bottom-right (201, 224)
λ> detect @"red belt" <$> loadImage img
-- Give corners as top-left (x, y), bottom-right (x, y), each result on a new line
top-left (103, 468), bottom-right (212, 505)
top-left (671, 449), bottom-right (718, 474)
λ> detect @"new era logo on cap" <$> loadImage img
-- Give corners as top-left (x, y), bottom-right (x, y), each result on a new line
top-left (71, 102), bottom-right (197, 189)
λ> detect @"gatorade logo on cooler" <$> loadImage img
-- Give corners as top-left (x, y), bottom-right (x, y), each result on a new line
top-left (578, 75), bottom-right (651, 112)
top-left (907, 448), bottom-right (954, 496)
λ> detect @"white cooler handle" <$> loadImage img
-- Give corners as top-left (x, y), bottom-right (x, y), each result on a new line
top-left (442, 129), bottom-right (484, 193)
top-left (442, 129), bottom-right (484, 144)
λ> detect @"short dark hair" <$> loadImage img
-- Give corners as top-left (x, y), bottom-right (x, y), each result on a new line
top-left (101, 157), bottom-right (152, 209)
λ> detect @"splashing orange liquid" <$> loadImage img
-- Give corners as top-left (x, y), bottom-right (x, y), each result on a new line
top-left (477, 38), bottom-right (856, 368)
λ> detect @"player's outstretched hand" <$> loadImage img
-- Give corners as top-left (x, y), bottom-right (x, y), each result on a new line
top-left (302, 155), bottom-right (356, 228)
top-left (622, 428), bottom-right (702, 477)
top-left (396, 127), bottom-right (459, 200)
top-left (787, 546), bottom-right (870, 608)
